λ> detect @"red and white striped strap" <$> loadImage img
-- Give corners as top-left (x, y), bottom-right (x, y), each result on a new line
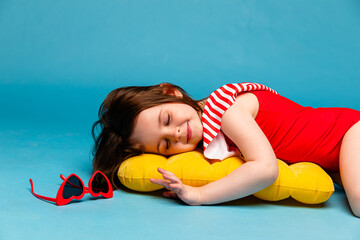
top-left (202, 82), bottom-right (278, 151)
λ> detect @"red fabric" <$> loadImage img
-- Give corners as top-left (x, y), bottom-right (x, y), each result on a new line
top-left (251, 91), bottom-right (360, 171)
top-left (202, 83), bottom-right (277, 150)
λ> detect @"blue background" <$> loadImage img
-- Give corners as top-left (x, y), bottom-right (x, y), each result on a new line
top-left (1, 1), bottom-right (360, 239)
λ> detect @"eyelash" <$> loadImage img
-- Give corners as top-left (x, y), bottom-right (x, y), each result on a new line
top-left (165, 139), bottom-right (170, 150)
top-left (165, 113), bottom-right (171, 150)
top-left (166, 114), bottom-right (171, 126)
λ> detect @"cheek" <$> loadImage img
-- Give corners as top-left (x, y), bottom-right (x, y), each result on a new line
top-left (171, 142), bottom-right (194, 153)
top-left (194, 118), bottom-right (203, 135)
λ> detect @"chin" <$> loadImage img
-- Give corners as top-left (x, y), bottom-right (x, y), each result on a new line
top-left (189, 145), bottom-right (197, 151)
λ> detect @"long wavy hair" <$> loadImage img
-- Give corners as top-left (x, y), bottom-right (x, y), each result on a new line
top-left (91, 83), bottom-right (203, 189)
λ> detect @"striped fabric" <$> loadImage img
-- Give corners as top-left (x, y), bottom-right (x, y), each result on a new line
top-left (202, 82), bottom-right (278, 151)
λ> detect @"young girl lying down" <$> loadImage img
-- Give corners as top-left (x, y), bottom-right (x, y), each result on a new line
top-left (92, 82), bottom-right (360, 217)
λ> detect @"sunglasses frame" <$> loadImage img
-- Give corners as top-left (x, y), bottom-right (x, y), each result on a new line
top-left (29, 171), bottom-right (113, 206)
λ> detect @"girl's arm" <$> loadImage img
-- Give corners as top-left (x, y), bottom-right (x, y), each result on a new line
top-left (151, 93), bottom-right (279, 205)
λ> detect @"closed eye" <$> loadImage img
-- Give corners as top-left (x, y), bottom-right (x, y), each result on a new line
top-left (165, 139), bottom-right (170, 150)
top-left (166, 114), bottom-right (171, 126)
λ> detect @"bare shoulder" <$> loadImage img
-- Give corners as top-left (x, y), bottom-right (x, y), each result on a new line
top-left (221, 92), bottom-right (275, 162)
top-left (231, 92), bottom-right (259, 119)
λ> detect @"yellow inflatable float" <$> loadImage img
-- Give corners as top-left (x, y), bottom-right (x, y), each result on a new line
top-left (118, 151), bottom-right (334, 204)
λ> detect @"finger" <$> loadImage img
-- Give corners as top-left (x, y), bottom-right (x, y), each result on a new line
top-left (150, 178), bottom-right (171, 188)
top-left (169, 182), bottom-right (183, 188)
top-left (162, 173), bottom-right (182, 184)
top-left (169, 183), bottom-right (184, 193)
top-left (163, 191), bottom-right (178, 199)
top-left (157, 168), bottom-right (176, 177)
top-left (150, 175), bottom-right (176, 184)
top-left (157, 168), bottom-right (182, 183)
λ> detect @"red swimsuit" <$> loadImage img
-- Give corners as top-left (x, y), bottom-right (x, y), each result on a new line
top-left (202, 83), bottom-right (360, 171)
top-left (252, 90), bottom-right (360, 171)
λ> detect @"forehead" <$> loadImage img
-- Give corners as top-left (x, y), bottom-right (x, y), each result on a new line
top-left (136, 105), bottom-right (160, 128)
top-left (130, 104), bottom-right (161, 153)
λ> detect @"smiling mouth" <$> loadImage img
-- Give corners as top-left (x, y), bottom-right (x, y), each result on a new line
top-left (187, 122), bottom-right (192, 143)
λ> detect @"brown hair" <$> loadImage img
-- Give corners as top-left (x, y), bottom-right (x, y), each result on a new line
top-left (91, 83), bottom-right (202, 189)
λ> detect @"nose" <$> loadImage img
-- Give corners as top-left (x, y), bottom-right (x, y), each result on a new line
top-left (165, 126), bottom-right (181, 142)
top-left (174, 126), bottom-right (181, 141)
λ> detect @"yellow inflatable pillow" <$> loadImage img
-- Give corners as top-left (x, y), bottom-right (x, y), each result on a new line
top-left (118, 151), bottom-right (334, 204)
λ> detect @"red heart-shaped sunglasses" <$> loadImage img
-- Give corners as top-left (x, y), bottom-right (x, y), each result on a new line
top-left (29, 171), bottom-right (113, 205)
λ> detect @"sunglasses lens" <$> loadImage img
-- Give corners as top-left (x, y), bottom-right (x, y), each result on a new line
top-left (62, 175), bottom-right (83, 199)
top-left (91, 173), bottom-right (109, 194)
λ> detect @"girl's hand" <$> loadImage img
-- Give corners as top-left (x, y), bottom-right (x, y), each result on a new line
top-left (150, 168), bottom-right (201, 206)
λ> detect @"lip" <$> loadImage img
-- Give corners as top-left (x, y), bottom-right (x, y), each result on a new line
top-left (187, 121), bottom-right (192, 143)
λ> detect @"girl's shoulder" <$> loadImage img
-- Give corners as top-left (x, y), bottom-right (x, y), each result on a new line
top-left (232, 92), bottom-right (259, 119)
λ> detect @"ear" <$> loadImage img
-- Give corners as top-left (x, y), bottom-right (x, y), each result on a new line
top-left (160, 83), bottom-right (183, 98)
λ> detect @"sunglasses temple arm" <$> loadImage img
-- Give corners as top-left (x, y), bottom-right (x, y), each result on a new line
top-left (29, 179), bottom-right (57, 203)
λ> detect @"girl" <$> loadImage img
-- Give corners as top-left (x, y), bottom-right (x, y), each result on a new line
top-left (92, 82), bottom-right (360, 217)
